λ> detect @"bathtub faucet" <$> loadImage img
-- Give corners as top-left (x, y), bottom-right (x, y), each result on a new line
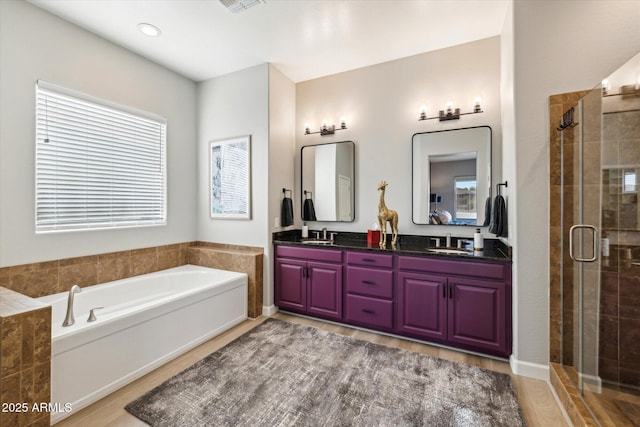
top-left (62, 285), bottom-right (82, 327)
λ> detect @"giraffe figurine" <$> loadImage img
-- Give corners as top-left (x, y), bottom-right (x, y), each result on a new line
top-left (377, 181), bottom-right (399, 248)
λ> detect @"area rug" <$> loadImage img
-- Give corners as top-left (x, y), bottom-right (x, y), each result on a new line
top-left (126, 318), bottom-right (526, 426)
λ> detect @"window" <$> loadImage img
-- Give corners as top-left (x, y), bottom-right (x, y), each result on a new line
top-left (35, 81), bottom-right (167, 233)
top-left (623, 169), bottom-right (637, 193)
top-left (454, 176), bottom-right (477, 221)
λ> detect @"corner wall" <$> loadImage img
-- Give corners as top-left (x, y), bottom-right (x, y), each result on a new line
top-left (507, 0), bottom-right (640, 376)
top-left (0, 0), bottom-right (198, 267)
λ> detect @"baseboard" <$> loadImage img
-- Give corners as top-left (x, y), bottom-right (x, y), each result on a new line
top-left (262, 304), bottom-right (278, 316)
top-left (509, 355), bottom-right (549, 380)
top-left (580, 372), bottom-right (602, 394)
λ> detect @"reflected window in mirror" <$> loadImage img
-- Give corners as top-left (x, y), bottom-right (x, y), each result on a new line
top-left (412, 126), bottom-right (491, 226)
top-left (301, 141), bottom-right (355, 222)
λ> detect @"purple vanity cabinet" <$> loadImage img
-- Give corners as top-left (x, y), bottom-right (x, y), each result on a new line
top-left (275, 258), bottom-right (307, 312)
top-left (274, 246), bottom-right (343, 321)
top-left (396, 271), bottom-right (447, 341)
top-left (274, 243), bottom-right (512, 358)
top-left (447, 277), bottom-right (506, 354)
top-left (396, 256), bottom-right (511, 357)
top-left (344, 252), bottom-right (394, 331)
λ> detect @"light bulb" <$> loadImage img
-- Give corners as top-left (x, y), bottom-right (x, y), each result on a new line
top-left (138, 23), bottom-right (162, 37)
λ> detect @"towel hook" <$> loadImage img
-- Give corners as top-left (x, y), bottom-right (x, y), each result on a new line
top-left (304, 190), bottom-right (313, 199)
top-left (497, 181), bottom-right (508, 196)
top-left (282, 188), bottom-right (292, 197)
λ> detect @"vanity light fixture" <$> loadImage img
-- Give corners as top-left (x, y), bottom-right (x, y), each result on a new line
top-left (138, 23), bottom-right (162, 37)
top-left (418, 98), bottom-right (483, 122)
top-left (602, 76), bottom-right (640, 98)
top-left (304, 118), bottom-right (348, 136)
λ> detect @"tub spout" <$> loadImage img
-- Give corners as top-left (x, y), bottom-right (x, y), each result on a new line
top-left (62, 285), bottom-right (82, 327)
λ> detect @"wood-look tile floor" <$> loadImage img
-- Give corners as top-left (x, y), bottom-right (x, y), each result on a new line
top-left (55, 313), bottom-right (569, 427)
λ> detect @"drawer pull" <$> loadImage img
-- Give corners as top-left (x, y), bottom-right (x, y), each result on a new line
top-left (362, 280), bottom-right (376, 286)
top-left (362, 308), bottom-right (376, 315)
top-left (361, 258), bottom-right (376, 262)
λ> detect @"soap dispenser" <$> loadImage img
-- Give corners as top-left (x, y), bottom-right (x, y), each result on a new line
top-left (473, 228), bottom-right (484, 251)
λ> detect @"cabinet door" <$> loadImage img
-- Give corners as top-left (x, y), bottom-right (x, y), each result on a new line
top-left (447, 277), bottom-right (506, 354)
top-left (275, 258), bottom-right (307, 312)
top-left (396, 271), bottom-right (447, 340)
top-left (307, 261), bottom-right (343, 320)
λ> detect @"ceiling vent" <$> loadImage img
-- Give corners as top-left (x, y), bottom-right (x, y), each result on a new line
top-left (219, 0), bottom-right (266, 14)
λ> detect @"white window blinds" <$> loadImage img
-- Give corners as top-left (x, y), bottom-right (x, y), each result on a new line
top-left (35, 81), bottom-right (167, 233)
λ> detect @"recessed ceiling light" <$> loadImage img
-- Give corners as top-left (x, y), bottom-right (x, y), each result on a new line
top-left (138, 23), bottom-right (162, 37)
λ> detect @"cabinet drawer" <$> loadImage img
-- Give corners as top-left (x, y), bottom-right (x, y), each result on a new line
top-left (345, 294), bottom-right (393, 329)
top-left (346, 252), bottom-right (393, 268)
top-left (346, 266), bottom-right (393, 299)
top-left (275, 245), bottom-right (342, 263)
top-left (397, 256), bottom-right (505, 280)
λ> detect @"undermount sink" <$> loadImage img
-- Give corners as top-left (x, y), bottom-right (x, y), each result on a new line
top-left (426, 247), bottom-right (472, 255)
top-left (301, 240), bottom-right (334, 245)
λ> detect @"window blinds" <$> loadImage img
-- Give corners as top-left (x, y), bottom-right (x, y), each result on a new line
top-left (35, 81), bottom-right (167, 233)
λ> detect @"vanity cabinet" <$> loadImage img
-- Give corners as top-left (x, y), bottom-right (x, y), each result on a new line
top-left (396, 256), bottom-right (510, 357)
top-left (344, 252), bottom-right (394, 330)
top-left (274, 243), bottom-right (512, 358)
top-left (274, 246), bottom-right (343, 320)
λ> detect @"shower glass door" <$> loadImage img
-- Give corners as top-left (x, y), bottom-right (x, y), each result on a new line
top-left (561, 51), bottom-right (640, 425)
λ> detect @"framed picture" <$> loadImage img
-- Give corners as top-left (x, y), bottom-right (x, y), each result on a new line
top-left (209, 135), bottom-right (251, 219)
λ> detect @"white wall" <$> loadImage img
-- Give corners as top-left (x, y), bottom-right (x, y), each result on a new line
top-left (197, 64), bottom-right (289, 309)
top-left (507, 0), bottom-right (640, 377)
top-left (268, 65), bottom-right (297, 309)
top-left (0, 0), bottom-right (197, 267)
top-left (295, 37), bottom-right (502, 240)
top-left (196, 64), bottom-right (269, 247)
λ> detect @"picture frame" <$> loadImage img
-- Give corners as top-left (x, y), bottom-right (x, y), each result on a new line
top-left (209, 135), bottom-right (251, 219)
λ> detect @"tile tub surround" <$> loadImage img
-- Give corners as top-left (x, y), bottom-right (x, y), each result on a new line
top-left (187, 242), bottom-right (263, 318)
top-left (0, 241), bottom-right (263, 426)
top-left (0, 287), bottom-right (51, 427)
top-left (0, 243), bottom-right (192, 299)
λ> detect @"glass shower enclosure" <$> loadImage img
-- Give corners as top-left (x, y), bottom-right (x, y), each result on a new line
top-left (559, 52), bottom-right (640, 425)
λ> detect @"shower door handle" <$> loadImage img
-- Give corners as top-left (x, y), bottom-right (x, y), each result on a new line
top-left (569, 224), bottom-right (598, 262)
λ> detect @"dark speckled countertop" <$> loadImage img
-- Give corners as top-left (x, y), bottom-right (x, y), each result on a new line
top-left (273, 230), bottom-right (511, 262)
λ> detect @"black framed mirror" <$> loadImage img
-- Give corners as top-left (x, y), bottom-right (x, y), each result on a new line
top-left (301, 141), bottom-right (355, 222)
top-left (412, 126), bottom-right (491, 225)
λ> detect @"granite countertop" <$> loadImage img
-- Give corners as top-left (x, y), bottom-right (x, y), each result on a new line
top-left (273, 230), bottom-right (512, 262)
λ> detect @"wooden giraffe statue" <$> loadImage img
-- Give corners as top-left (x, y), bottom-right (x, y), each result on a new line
top-left (377, 181), bottom-right (399, 248)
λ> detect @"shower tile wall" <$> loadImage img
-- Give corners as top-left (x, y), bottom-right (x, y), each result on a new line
top-left (549, 90), bottom-right (589, 366)
top-left (599, 96), bottom-right (640, 388)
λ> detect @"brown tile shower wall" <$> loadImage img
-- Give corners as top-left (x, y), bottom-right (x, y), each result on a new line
top-left (598, 106), bottom-right (640, 387)
top-left (549, 90), bottom-right (590, 366)
top-left (0, 287), bottom-right (51, 427)
top-left (549, 90), bottom-right (600, 427)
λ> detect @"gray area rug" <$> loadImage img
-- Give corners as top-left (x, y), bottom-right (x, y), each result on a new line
top-left (126, 318), bottom-right (526, 426)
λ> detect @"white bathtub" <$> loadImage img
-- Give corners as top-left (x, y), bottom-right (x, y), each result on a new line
top-left (38, 264), bottom-right (248, 424)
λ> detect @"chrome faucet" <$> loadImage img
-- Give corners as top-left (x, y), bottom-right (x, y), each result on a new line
top-left (62, 285), bottom-right (82, 327)
top-left (446, 233), bottom-right (452, 248)
top-left (322, 227), bottom-right (328, 240)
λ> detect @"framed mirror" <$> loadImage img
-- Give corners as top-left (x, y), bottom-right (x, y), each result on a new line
top-left (301, 141), bottom-right (355, 222)
top-left (412, 126), bottom-right (491, 225)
